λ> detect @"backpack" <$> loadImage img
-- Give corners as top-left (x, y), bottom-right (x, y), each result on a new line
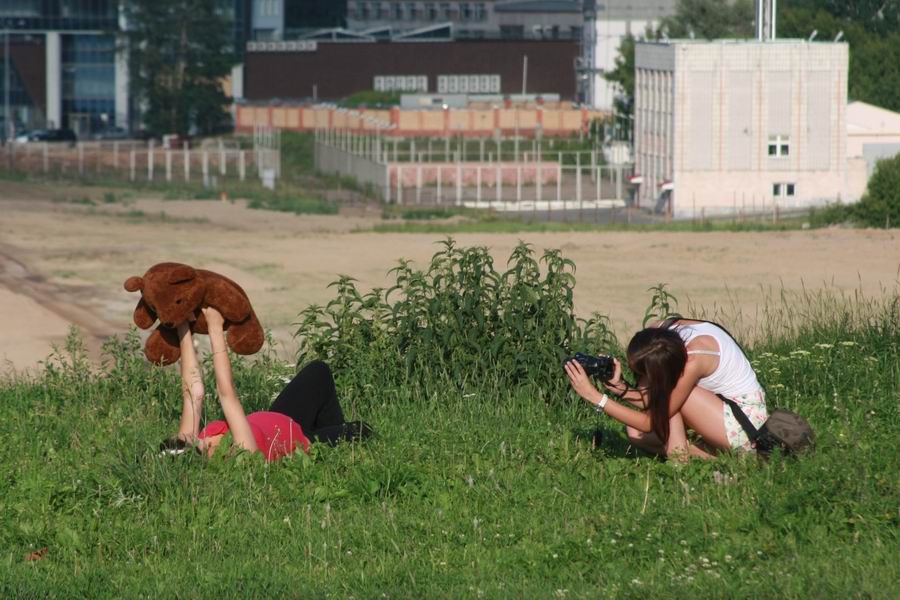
top-left (660, 317), bottom-right (815, 456)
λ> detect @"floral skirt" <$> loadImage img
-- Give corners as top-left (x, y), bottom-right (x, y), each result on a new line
top-left (722, 389), bottom-right (768, 451)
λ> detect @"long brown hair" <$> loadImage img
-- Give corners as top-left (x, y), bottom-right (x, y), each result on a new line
top-left (626, 328), bottom-right (687, 443)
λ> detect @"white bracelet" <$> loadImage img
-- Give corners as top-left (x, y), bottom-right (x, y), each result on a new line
top-left (595, 394), bottom-right (610, 412)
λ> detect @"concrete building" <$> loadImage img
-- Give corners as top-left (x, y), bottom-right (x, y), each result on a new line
top-left (633, 39), bottom-right (849, 216)
top-left (346, 1), bottom-right (583, 40)
top-left (0, 1), bottom-right (253, 137)
top-left (581, 0), bottom-right (676, 110)
top-left (847, 100), bottom-right (900, 175)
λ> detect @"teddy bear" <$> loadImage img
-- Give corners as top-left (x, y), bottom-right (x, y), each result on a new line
top-left (123, 262), bottom-right (265, 365)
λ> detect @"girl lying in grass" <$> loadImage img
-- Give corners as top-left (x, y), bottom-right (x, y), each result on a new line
top-left (160, 307), bottom-right (372, 460)
top-left (565, 319), bottom-right (767, 460)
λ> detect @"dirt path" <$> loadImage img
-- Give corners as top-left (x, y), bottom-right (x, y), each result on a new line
top-left (1, 180), bottom-right (898, 375)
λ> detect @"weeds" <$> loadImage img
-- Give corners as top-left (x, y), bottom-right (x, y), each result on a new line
top-left (0, 245), bottom-right (898, 598)
top-left (295, 239), bottom-right (618, 396)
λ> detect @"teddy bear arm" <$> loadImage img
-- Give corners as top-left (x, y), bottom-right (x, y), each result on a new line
top-left (225, 318), bottom-right (265, 355)
top-left (204, 279), bottom-right (251, 323)
top-left (145, 326), bottom-right (181, 366)
top-left (133, 298), bottom-right (157, 329)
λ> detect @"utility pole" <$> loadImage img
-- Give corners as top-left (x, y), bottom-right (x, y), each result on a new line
top-left (3, 27), bottom-right (10, 146)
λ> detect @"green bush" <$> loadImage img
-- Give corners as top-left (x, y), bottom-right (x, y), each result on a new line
top-left (295, 239), bottom-right (617, 396)
top-left (854, 153), bottom-right (900, 227)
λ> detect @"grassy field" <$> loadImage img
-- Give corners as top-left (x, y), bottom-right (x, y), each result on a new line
top-left (1, 244), bottom-right (898, 599)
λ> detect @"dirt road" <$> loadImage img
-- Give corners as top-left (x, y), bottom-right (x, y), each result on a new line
top-left (1, 180), bottom-right (898, 374)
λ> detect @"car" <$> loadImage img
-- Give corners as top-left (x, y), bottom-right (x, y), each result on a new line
top-left (91, 127), bottom-right (130, 141)
top-left (26, 129), bottom-right (78, 143)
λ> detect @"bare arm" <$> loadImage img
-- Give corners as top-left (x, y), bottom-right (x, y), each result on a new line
top-left (176, 322), bottom-right (204, 440)
top-left (203, 307), bottom-right (259, 454)
top-left (565, 359), bottom-right (704, 433)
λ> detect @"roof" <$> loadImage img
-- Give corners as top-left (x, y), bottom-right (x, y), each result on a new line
top-left (494, 1), bottom-right (582, 13)
top-left (847, 101), bottom-right (900, 135)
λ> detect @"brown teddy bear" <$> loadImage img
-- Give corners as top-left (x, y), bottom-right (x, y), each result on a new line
top-left (124, 262), bottom-right (264, 365)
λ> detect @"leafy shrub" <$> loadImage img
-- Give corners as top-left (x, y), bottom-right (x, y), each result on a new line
top-left (294, 239), bottom-right (618, 397)
top-left (853, 153), bottom-right (900, 227)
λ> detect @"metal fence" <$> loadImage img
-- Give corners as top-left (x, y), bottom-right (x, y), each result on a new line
top-left (313, 128), bottom-right (635, 210)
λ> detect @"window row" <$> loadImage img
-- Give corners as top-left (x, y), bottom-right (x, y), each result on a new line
top-left (350, 2), bottom-right (488, 22)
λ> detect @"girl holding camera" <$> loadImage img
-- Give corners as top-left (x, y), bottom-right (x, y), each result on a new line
top-left (564, 319), bottom-right (768, 459)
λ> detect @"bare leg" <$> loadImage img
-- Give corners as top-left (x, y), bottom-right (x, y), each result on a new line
top-left (625, 386), bottom-right (728, 460)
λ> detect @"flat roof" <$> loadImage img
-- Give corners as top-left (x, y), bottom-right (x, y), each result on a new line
top-left (637, 38), bottom-right (847, 46)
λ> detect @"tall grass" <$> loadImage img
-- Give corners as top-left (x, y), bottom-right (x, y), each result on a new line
top-left (1, 241), bottom-right (898, 598)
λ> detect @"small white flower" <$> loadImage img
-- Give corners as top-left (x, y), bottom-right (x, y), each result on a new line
top-left (840, 341), bottom-right (857, 346)
top-left (814, 343), bottom-right (834, 349)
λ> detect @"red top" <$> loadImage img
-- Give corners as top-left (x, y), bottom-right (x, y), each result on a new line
top-left (198, 411), bottom-right (310, 462)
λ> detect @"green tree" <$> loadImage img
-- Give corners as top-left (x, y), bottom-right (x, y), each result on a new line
top-left (660, 0), bottom-right (755, 39)
top-left (125, 0), bottom-right (236, 136)
top-left (853, 153), bottom-right (900, 227)
top-left (604, 34), bottom-right (636, 118)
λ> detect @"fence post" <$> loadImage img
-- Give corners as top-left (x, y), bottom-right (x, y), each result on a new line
top-left (476, 166), bottom-right (482, 206)
top-left (616, 165), bottom-right (622, 200)
top-left (516, 165), bottom-right (522, 204)
top-left (148, 143), bottom-right (154, 181)
top-left (416, 164), bottom-right (422, 204)
top-left (557, 163), bottom-right (562, 206)
top-left (456, 163), bottom-right (462, 206)
top-left (239, 150), bottom-right (246, 181)
top-left (165, 150), bottom-right (172, 182)
top-left (129, 149), bottom-right (135, 181)
top-left (536, 159), bottom-right (542, 204)
top-left (202, 151), bottom-right (209, 187)
top-left (396, 165), bottom-right (403, 205)
top-left (43, 143), bottom-right (49, 173)
top-left (479, 138), bottom-right (484, 162)
top-left (496, 164), bottom-right (502, 204)
top-left (596, 166), bottom-right (601, 201)
top-left (219, 142), bottom-right (226, 176)
top-left (576, 153), bottom-right (582, 211)
top-left (436, 165), bottom-right (442, 204)
top-left (590, 149), bottom-right (596, 182)
top-left (113, 141), bottom-right (119, 170)
top-left (77, 143), bottom-right (84, 175)
top-left (184, 146), bottom-right (190, 182)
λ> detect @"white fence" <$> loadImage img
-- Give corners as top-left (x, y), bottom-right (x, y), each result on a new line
top-left (0, 140), bottom-right (280, 186)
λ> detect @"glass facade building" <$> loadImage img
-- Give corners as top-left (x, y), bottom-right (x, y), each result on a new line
top-left (1, 1), bottom-right (248, 138)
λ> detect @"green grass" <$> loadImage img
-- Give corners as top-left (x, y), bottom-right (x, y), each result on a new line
top-left (371, 212), bottom-right (830, 234)
top-left (1, 241), bottom-right (897, 598)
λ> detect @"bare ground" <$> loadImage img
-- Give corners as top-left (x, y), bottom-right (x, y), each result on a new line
top-left (1, 179), bottom-right (898, 375)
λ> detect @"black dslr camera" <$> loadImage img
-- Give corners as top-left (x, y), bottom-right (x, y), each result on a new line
top-left (564, 352), bottom-right (616, 381)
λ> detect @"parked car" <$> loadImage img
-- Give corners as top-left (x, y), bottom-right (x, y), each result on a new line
top-left (24, 129), bottom-right (78, 143)
top-left (91, 127), bottom-right (130, 141)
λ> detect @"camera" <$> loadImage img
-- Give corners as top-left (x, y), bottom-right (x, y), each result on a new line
top-left (564, 352), bottom-right (616, 381)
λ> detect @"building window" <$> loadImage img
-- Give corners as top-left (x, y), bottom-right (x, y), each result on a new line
top-left (425, 3), bottom-right (437, 20)
top-left (440, 3), bottom-right (453, 20)
top-left (391, 3), bottom-right (403, 20)
top-left (406, 2), bottom-right (417, 20)
top-left (773, 183), bottom-right (796, 197)
top-left (359, 2), bottom-right (370, 19)
top-left (768, 135), bottom-right (790, 157)
top-left (460, 2), bottom-right (472, 21)
top-left (474, 3), bottom-right (487, 21)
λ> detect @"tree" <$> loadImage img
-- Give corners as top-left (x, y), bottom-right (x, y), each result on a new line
top-left (660, 0), bottom-right (755, 39)
top-left (604, 34), bottom-right (636, 118)
top-left (853, 153), bottom-right (900, 227)
top-left (125, 0), bottom-right (236, 136)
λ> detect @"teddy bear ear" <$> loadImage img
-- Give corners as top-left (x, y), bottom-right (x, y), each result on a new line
top-left (167, 265), bottom-right (197, 284)
top-left (124, 276), bottom-right (144, 292)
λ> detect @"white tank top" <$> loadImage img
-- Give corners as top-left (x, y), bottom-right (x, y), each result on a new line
top-left (674, 322), bottom-right (762, 398)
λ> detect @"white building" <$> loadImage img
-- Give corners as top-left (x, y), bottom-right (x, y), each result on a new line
top-left (633, 39), bottom-right (849, 216)
top-left (583, 0), bottom-right (677, 110)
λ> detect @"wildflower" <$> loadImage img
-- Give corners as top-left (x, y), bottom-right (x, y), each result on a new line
top-left (840, 341), bottom-right (857, 346)
top-left (814, 343), bottom-right (834, 349)
top-left (789, 350), bottom-right (811, 357)
top-left (631, 578), bottom-right (643, 586)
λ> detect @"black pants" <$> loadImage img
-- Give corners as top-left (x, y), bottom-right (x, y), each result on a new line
top-left (269, 361), bottom-right (370, 445)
